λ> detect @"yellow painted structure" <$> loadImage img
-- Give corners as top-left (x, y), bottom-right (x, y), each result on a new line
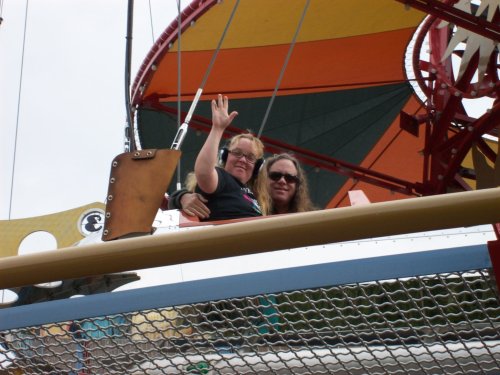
top-left (0, 202), bottom-right (105, 258)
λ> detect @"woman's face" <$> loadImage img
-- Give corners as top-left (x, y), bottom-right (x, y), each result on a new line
top-left (268, 159), bottom-right (298, 211)
top-left (224, 138), bottom-right (259, 184)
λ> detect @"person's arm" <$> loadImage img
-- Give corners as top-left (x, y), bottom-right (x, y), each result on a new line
top-left (168, 189), bottom-right (210, 219)
top-left (194, 94), bottom-right (238, 194)
top-left (179, 193), bottom-right (210, 219)
top-left (167, 189), bottom-right (189, 210)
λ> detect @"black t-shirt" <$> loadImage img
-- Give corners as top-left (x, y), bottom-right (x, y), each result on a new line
top-left (196, 167), bottom-right (262, 221)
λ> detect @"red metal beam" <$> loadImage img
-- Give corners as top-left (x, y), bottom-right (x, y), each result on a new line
top-left (488, 238), bottom-right (500, 297)
top-left (131, 0), bottom-right (217, 106)
top-left (435, 101), bottom-right (500, 193)
top-left (145, 100), bottom-right (421, 196)
top-left (396, 0), bottom-right (500, 41)
top-left (407, 8), bottom-right (498, 195)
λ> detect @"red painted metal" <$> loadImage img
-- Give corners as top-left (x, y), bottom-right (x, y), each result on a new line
top-left (435, 102), bottom-right (500, 193)
top-left (136, 1), bottom-right (499, 200)
top-left (476, 137), bottom-right (498, 163)
top-left (396, 0), bottom-right (500, 41)
top-left (131, 0), bottom-right (217, 106)
top-left (144, 100), bottom-right (421, 196)
top-left (407, 1), bottom-right (499, 195)
top-left (487, 230), bottom-right (500, 296)
top-left (428, 55), bottom-right (479, 193)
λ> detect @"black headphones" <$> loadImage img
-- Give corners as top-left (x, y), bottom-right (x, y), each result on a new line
top-left (220, 147), bottom-right (264, 178)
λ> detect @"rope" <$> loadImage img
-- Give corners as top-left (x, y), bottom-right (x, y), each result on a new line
top-left (257, 0), bottom-right (310, 138)
top-left (8, 0), bottom-right (29, 220)
top-left (171, 0), bottom-right (241, 150)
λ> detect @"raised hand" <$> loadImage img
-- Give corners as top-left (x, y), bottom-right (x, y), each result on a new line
top-left (195, 94), bottom-right (239, 194)
top-left (211, 94), bottom-right (238, 131)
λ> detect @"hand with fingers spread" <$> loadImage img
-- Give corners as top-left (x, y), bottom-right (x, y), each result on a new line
top-left (180, 193), bottom-right (210, 219)
top-left (211, 94), bottom-right (238, 132)
top-left (195, 94), bottom-right (240, 194)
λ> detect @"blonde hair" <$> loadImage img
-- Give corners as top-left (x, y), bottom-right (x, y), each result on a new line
top-left (185, 172), bottom-right (197, 192)
top-left (226, 133), bottom-right (265, 160)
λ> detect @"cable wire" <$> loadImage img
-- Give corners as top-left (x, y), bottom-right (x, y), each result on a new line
top-left (8, 0), bottom-right (29, 219)
top-left (176, 0), bottom-right (182, 189)
top-left (170, 0), bottom-right (240, 150)
top-left (257, 0), bottom-right (310, 138)
top-left (148, 0), bottom-right (155, 43)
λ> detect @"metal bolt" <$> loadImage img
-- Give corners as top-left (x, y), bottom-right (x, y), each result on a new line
top-left (106, 212), bottom-right (111, 218)
top-left (108, 195), bottom-right (113, 201)
top-left (110, 177), bottom-right (115, 183)
top-left (112, 161), bottom-right (118, 167)
top-left (103, 230), bottom-right (109, 236)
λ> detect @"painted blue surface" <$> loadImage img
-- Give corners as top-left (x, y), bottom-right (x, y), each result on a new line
top-left (0, 244), bottom-right (491, 331)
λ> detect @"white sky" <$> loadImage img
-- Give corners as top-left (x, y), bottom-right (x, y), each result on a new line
top-left (1, 0), bottom-right (189, 221)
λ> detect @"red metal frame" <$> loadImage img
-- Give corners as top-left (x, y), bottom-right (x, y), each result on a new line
top-left (488, 223), bottom-right (500, 296)
top-left (395, 0), bottom-right (500, 41)
top-left (143, 98), bottom-right (421, 196)
top-left (129, 0), bottom-right (500, 296)
top-left (402, 0), bottom-right (500, 296)
top-left (131, 0), bottom-right (217, 106)
top-left (404, 0), bottom-right (499, 195)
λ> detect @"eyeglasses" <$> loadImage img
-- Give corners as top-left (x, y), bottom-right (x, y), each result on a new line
top-left (228, 149), bottom-right (257, 164)
top-left (268, 171), bottom-right (300, 184)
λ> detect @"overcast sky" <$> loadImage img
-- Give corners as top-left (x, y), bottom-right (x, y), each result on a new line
top-left (1, 0), bottom-right (189, 222)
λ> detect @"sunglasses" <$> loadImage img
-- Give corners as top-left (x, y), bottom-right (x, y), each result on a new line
top-left (268, 171), bottom-right (300, 184)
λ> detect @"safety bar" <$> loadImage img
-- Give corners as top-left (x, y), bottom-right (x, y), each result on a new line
top-left (0, 188), bottom-right (499, 289)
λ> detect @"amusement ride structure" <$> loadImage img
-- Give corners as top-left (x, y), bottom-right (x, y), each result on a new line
top-left (1, 0), bottom-right (500, 373)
